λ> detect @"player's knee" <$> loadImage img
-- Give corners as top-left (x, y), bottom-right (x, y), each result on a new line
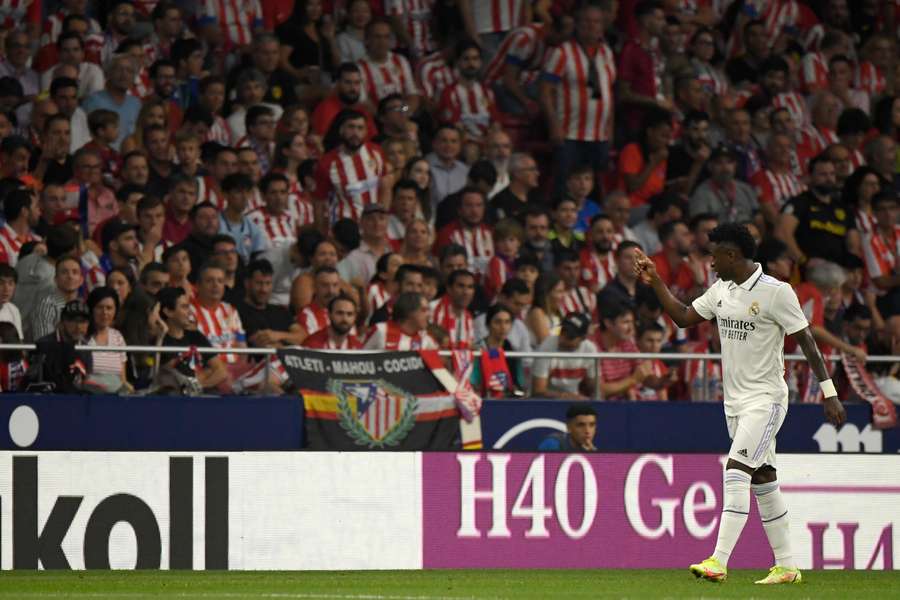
top-left (725, 458), bottom-right (754, 475)
top-left (751, 465), bottom-right (777, 485)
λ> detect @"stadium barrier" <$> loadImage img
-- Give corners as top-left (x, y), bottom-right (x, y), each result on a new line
top-left (3, 396), bottom-right (898, 453)
top-left (0, 452), bottom-right (896, 570)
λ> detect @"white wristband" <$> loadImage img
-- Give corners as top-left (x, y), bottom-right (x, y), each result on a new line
top-left (820, 378), bottom-right (837, 398)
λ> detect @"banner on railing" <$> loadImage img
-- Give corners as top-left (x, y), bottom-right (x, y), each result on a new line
top-left (278, 349), bottom-right (460, 450)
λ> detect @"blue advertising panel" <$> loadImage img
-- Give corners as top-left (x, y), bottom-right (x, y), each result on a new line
top-left (480, 401), bottom-right (900, 453)
top-left (0, 394), bottom-right (304, 450)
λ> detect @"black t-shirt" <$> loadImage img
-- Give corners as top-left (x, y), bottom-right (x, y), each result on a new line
top-left (488, 188), bottom-right (542, 224)
top-left (782, 191), bottom-right (855, 265)
top-left (30, 154), bottom-right (74, 186)
top-left (666, 144), bottom-right (709, 192)
top-left (160, 330), bottom-right (213, 376)
top-left (725, 55), bottom-right (761, 87)
top-left (235, 300), bottom-right (294, 342)
top-left (266, 69), bottom-right (300, 106)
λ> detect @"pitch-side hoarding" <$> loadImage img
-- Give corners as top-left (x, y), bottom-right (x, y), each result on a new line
top-left (0, 452), bottom-right (895, 570)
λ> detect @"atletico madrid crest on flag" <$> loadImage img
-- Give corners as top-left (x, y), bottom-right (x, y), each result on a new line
top-left (330, 379), bottom-right (418, 448)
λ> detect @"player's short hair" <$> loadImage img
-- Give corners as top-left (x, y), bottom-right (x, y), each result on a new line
top-left (708, 222), bottom-right (757, 259)
top-left (565, 403), bottom-right (597, 421)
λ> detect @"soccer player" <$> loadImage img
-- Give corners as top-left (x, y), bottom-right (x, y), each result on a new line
top-left (635, 222), bottom-right (846, 585)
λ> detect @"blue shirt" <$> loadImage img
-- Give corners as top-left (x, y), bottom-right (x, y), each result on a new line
top-left (575, 200), bottom-right (602, 235)
top-left (82, 90), bottom-right (142, 151)
top-left (219, 214), bottom-right (268, 263)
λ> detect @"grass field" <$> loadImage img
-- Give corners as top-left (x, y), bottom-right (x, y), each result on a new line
top-left (1, 570), bottom-right (898, 600)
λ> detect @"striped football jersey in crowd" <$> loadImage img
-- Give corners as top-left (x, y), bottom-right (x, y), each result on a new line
top-left (363, 321), bottom-right (438, 350)
top-left (855, 61), bottom-right (886, 97)
top-left (0, 224), bottom-right (39, 267)
top-left (385, 0), bottom-right (435, 58)
top-left (471, 0), bottom-right (525, 33)
top-left (542, 39), bottom-right (616, 142)
top-left (800, 51), bottom-right (828, 93)
top-left (199, 0), bottom-right (263, 47)
top-left (358, 53), bottom-right (419, 103)
top-left (303, 328), bottom-right (363, 349)
top-left (437, 81), bottom-right (497, 138)
top-left (559, 285), bottom-right (596, 318)
top-left (314, 143), bottom-right (385, 221)
top-left (366, 281), bottom-right (391, 315)
top-left (750, 169), bottom-right (806, 209)
top-left (247, 208), bottom-right (297, 248)
top-left (416, 51), bottom-right (457, 100)
top-left (297, 302), bottom-right (329, 336)
top-left (430, 296), bottom-right (474, 349)
top-left (484, 23), bottom-right (546, 86)
top-left (862, 225), bottom-right (900, 281)
top-left (190, 299), bottom-right (246, 364)
top-left (578, 247), bottom-right (616, 293)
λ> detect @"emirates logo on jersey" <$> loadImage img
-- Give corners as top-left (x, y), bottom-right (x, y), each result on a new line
top-left (749, 301), bottom-right (760, 317)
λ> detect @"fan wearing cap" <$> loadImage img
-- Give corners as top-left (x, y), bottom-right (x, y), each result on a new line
top-left (99, 219), bottom-right (140, 278)
top-left (531, 312), bottom-right (598, 400)
top-left (30, 299), bottom-right (93, 393)
top-left (689, 145), bottom-right (759, 225)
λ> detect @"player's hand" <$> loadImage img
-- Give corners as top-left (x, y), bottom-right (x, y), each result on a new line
top-left (633, 249), bottom-right (658, 285)
top-left (823, 395), bottom-right (846, 426)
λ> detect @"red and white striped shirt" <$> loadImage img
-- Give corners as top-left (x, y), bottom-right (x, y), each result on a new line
top-left (533, 336), bottom-right (598, 394)
top-left (856, 209), bottom-right (877, 237)
top-left (693, 60), bottom-right (729, 98)
top-left (81, 251), bottom-right (106, 294)
top-left (855, 61), bottom-right (886, 97)
top-left (288, 180), bottom-right (316, 227)
top-left (430, 295), bottom-right (474, 349)
top-left (314, 143), bottom-right (385, 222)
top-left (436, 222), bottom-right (494, 275)
top-left (199, 0), bottom-right (263, 47)
top-left (559, 285), bottom-right (596, 318)
top-left (0, 224), bottom-right (39, 267)
top-left (773, 91), bottom-right (808, 128)
top-left (437, 80), bottom-right (498, 138)
top-left (364, 320), bottom-right (438, 350)
top-left (197, 175), bottom-right (226, 211)
top-left (358, 53), bottom-right (419, 103)
top-left (862, 225), bottom-right (900, 280)
top-left (578, 247), bottom-right (616, 294)
top-left (750, 169), bottom-right (806, 208)
top-left (542, 40), bottom-right (616, 142)
top-left (190, 299), bottom-right (246, 364)
top-left (416, 51), bottom-right (457, 100)
top-left (41, 10), bottom-right (100, 47)
top-left (798, 125), bottom-right (839, 165)
top-left (0, 0), bottom-right (39, 30)
top-left (302, 328), bottom-right (363, 349)
top-left (297, 302), bottom-right (329, 336)
top-left (801, 52), bottom-right (828, 93)
top-left (483, 254), bottom-right (513, 302)
top-left (247, 208), bottom-right (297, 248)
top-left (367, 281), bottom-right (392, 314)
top-left (471, 0), bottom-right (525, 33)
top-left (484, 23), bottom-right (546, 87)
top-left (385, 0), bottom-right (435, 58)
top-left (209, 115), bottom-right (233, 146)
top-left (848, 149), bottom-right (866, 171)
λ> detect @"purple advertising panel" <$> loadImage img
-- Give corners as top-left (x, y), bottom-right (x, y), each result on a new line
top-left (422, 453), bottom-right (773, 569)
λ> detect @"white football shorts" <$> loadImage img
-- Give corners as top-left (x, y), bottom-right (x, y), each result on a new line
top-left (725, 402), bottom-right (786, 470)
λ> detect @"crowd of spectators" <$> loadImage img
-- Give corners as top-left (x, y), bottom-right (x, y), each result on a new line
top-left (0, 0), bottom-right (896, 401)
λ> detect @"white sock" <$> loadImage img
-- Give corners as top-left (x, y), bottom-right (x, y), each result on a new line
top-left (753, 480), bottom-right (794, 567)
top-left (712, 469), bottom-right (752, 566)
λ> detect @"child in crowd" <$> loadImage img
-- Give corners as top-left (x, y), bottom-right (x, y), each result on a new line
top-left (83, 109), bottom-right (121, 187)
top-left (484, 219), bottom-right (523, 303)
top-left (635, 321), bottom-right (675, 401)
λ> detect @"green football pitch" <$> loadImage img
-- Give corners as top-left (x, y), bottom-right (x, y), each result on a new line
top-left (1, 570), bottom-right (898, 600)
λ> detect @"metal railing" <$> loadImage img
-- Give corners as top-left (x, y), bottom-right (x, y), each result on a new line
top-left (5, 343), bottom-right (895, 401)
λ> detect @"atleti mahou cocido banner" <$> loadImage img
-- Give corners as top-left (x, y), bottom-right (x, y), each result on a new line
top-left (277, 349), bottom-right (459, 450)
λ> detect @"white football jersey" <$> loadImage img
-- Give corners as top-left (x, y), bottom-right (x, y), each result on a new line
top-left (692, 264), bottom-right (808, 416)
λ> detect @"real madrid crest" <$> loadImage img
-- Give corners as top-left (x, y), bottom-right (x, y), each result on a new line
top-left (749, 301), bottom-right (760, 316)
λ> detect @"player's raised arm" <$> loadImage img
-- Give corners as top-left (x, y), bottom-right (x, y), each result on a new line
top-left (634, 249), bottom-right (708, 329)
top-left (791, 326), bottom-right (847, 426)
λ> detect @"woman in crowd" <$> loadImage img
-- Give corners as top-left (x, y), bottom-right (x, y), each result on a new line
top-left (106, 267), bottom-right (136, 311)
top-left (841, 166), bottom-right (882, 236)
top-left (86, 287), bottom-right (130, 392)
top-left (617, 108), bottom-right (674, 209)
top-left (279, 105), bottom-right (323, 157)
top-left (689, 27), bottom-right (730, 118)
top-left (367, 252), bottom-right (402, 315)
top-left (526, 273), bottom-right (565, 346)
top-left (400, 218), bottom-right (437, 269)
top-left (120, 100), bottom-right (167, 155)
top-left (402, 157), bottom-right (433, 222)
top-left (272, 132), bottom-right (316, 226)
top-left (471, 304), bottom-right (525, 397)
